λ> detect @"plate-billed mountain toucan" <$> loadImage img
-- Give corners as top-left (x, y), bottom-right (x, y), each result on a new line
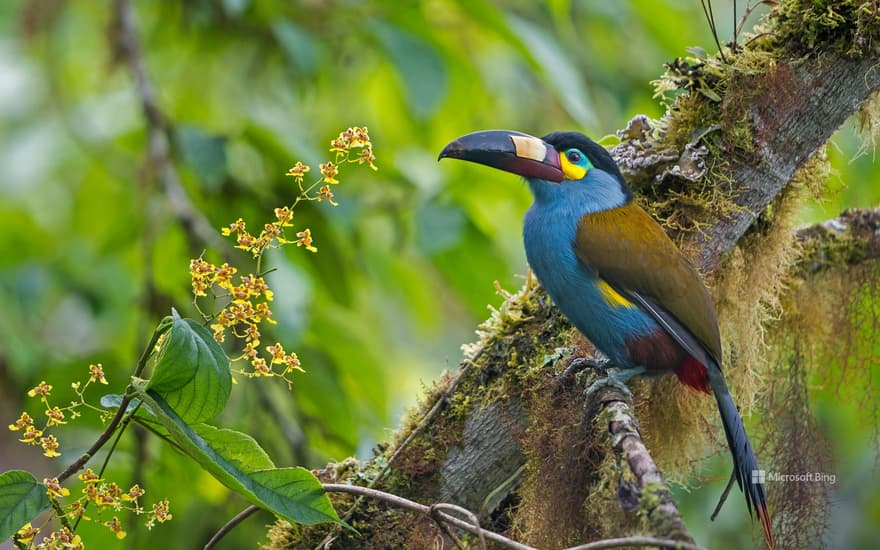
top-left (439, 130), bottom-right (773, 549)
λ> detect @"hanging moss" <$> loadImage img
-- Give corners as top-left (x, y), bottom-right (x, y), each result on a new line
top-left (759, 253), bottom-right (880, 548)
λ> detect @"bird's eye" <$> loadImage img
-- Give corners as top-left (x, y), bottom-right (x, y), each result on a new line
top-left (567, 150), bottom-right (582, 163)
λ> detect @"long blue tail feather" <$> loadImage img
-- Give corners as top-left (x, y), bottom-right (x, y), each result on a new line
top-left (707, 361), bottom-right (774, 549)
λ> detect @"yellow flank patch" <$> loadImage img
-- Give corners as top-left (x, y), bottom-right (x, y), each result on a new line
top-left (559, 152), bottom-right (587, 180)
top-left (597, 279), bottom-right (632, 308)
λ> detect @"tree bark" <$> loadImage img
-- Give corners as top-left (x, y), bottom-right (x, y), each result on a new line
top-left (692, 56), bottom-right (880, 272)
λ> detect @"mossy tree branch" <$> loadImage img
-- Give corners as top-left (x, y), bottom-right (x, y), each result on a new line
top-left (585, 383), bottom-right (694, 543)
top-left (612, 55), bottom-right (880, 273)
top-left (694, 56), bottom-right (880, 272)
top-left (795, 207), bottom-right (880, 275)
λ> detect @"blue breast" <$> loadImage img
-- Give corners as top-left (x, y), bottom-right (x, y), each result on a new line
top-left (523, 191), bottom-right (658, 368)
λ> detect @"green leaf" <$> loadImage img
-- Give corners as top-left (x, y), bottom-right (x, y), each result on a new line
top-left (99, 394), bottom-right (147, 416)
top-left (370, 21), bottom-right (447, 119)
top-left (132, 386), bottom-right (341, 526)
top-left (194, 424), bottom-right (275, 473)
top-left (177, 125), bottom-right (228, 192)
top-left (248, 469), bottom-right (338, 523)
top-left (0, 470), bottom-right (50, 541)
top-left (686, 46), bottom-right (709, 59)
top-left (147, 315), bottom-right (231, 424)
top-left (596, 134), bottom-right (622, 147)
top-left (697, 82), bottom-right (722, 102)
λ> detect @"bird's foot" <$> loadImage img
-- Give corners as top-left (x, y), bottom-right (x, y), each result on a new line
top-left (559, 356), bottom-right (610, 380)
top-left (584, 367), bottom-right (646, 400)
top-left (553, 353), bottom-right (610, 388)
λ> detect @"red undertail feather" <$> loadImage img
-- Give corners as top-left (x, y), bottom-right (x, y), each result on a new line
top-left (675, 355), bottom-right (711, 393)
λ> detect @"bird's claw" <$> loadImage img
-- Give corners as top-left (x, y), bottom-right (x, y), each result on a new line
top-left (585, 375), bottom-right (633, 400)
top-left (553, 354), bottom-right (611, 389)
top-left (584, 367), bottom-right (645, 399)
top-left (560, 356), bottom-right (610, 379)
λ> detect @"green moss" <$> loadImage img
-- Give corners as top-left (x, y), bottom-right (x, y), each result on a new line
top-left (797, 228), bottom-right (869, 275)
top-left (640, 47), bottom-right (767, 240)
top-left (772, 0), bottom-right (880, 56)
top-left (638, 481), bottom-right (668, 516)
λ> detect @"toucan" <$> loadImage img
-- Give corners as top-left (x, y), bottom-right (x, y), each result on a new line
top-left (439, 130), bottom-right (774, 549)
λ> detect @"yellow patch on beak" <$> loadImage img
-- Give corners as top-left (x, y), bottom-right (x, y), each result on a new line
top-left (559, 152), bottom-right (587, 180)
top-left (597, 279), bottom-right (632, 309)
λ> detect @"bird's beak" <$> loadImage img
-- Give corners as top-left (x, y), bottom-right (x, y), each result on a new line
top-left (438, 130), bottom-right (564, 183)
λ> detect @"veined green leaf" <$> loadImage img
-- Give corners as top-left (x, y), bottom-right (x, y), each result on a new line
top-left (0, 470), bottom-right (50, 541)
top-left (132, 385), bottom-right (341, 526)
top-left (146, 314), bottom-right (231, 424)
top-left (194, 424), bottom-right (275, 473)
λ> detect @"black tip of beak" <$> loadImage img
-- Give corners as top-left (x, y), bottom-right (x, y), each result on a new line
top-left (437, 140), bottom-right (465, 161)
top-left (438, 130), bottom-right (518, 162)
top-left (438, 130), bottom-right (564, 182)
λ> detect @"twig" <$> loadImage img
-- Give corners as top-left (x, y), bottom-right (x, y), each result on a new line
top-left (733, 0), bottom-right (738, 48)
top-left (57, 324), bottom-right (166, 483)
top-left (734, 1), bottom-right (768, 47)
top-left (563, 536), bottom-right (706, 550)
top-left (316, 351), bottom-right (483, 549)
top-left (743, 31), bottom-right (778, 48)
top-left (112, 0), bottom-right (227, 254)
top-left (321, 484), bottom-right (706, 550)
top-left (430, 503), bottom-right (487, 550)
top-left (584, 383), bottom-right (695, 543)
top-left (322, 483), bottom-right (534, 550)
top-left (203, 505), bottom-right (260, 550)
top-left (432, 517), bottom-right (468, 550)
top-left (700, 0), bottom-right (728, 63)
top-left (710, 470), bottom-right (737, 521)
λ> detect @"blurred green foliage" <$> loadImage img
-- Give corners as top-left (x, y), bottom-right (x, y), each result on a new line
top-left (1, 0), bottom-right (878, 548)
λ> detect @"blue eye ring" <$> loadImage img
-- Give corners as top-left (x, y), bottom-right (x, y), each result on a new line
top-left (566, 150), bottom-right (582, 164)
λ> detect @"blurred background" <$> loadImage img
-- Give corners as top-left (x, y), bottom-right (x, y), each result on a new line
top-left (1, 0), bottom-right (878, 548)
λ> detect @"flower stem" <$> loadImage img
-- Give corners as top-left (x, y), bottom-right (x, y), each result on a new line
top-left (57, 319), bottom-right (170, 483)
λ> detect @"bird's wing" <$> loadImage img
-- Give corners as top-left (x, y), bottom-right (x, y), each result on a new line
top-left (574, 202), bottom-right (722, 364)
